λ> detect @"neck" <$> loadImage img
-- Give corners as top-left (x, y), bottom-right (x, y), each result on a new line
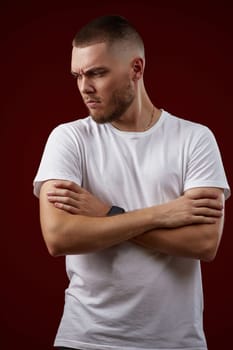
top-left (111, 100), bottom-right (161, 132)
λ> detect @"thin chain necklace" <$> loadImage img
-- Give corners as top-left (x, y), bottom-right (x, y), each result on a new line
top-left (112, 105), bottom-right (156, 132)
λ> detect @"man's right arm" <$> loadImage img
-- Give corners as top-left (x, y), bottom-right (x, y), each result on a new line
top-left (39, 180), bottom-right (222, 256)
top-left (40, 180), bottom-right (158, 256)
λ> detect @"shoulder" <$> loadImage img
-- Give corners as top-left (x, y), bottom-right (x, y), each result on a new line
top-left (52, 116), bottom-right (92, 134)
top-left (46, 116), bottom-right (99, 144)
top-left (164, 110), bottom-right (209, 132)
top-left (51, 116), bottom-right (105, 139)
top-left (163, 110), bottom-right (215, 142)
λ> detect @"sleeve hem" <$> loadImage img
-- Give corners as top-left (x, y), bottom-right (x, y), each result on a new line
top-left (33, 175), bottom-right (81, 198)
top-left (184, 181), bottom-right (231, 200)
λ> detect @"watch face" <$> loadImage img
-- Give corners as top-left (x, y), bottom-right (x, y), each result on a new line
top-left (107, 206), bottom-right (125, 216)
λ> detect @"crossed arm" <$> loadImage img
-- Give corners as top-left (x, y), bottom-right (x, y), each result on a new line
top-left (39, 180), bottom-right (225, 261)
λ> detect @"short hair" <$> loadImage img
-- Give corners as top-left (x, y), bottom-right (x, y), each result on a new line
top-left (72, 15), bottom-right (145, 56)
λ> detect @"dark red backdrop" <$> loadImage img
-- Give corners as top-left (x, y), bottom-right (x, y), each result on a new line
top-left (1, 1), bottom-right (232, 349)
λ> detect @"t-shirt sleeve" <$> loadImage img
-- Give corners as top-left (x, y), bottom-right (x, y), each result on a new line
top-left (33, 124), bottom-right (82, 197)
top-left (183, 126), bottom-right (231, 200)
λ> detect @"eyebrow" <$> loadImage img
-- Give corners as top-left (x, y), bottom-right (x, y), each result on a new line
top-left (71, 66), bottom-right (109, 77)
top-left (71, 71), bottom-right (78, 77)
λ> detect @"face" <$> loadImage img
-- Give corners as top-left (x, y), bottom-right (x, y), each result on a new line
top-left (71, 42), bottom-right (136, 123)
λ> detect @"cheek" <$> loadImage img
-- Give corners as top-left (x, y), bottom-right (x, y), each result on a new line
top-left (96, 80), bottom-right (115, 100)
top-left (97, 73), bottom-right (131, 100)
top-left (100, 78), bottom-right (114, 91)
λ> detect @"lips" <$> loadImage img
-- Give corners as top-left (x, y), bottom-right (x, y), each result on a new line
top-left (85, 99), bottom-right (101, 108)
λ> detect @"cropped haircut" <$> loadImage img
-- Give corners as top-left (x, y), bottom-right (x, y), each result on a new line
top-left (72, 15), bottom-right (145, 56)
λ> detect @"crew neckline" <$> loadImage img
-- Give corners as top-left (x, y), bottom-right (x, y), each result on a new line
top-left (106, 109), bottom-right (166, 137)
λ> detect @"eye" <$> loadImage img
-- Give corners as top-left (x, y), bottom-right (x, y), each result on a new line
top-left (90, 70), bottom-right (108, 78)
top-left (71, 72), bottom-right (81, 80)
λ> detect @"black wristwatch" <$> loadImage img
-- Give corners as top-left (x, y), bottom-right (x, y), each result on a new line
top-left (107, 206), bottom-right (125, 216)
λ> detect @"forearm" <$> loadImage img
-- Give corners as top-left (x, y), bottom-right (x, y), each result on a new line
top-left (131, 219), bottom-right (223, 261)
top-left (40, 182), bottom-right (156, 255)
top-left (41, 181), bottom-right (223, 257)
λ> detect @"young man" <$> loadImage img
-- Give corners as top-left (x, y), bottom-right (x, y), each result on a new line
top-left (33, 15), bottom-right (230, 350)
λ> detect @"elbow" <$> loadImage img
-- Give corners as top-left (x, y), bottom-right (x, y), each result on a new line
top-left (45, 235), bottom-right (65, 257)
top-left (41, 226), bottom-right (66, 257)
top-left (200, 245), bottom-right (218, 262)
top-left (47, 240), bottom-right (64, 257)
top-left (199, 232), bottom-right (220, 262)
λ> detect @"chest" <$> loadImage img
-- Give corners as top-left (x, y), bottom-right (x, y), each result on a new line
top-left (81, 134), bottom-right (185, 209)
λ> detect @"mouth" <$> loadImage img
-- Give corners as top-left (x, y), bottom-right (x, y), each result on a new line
top-left (85, 100), bottom-right (101, 109)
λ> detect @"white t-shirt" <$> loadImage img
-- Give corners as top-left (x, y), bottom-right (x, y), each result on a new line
top-left (33, 110), bottom-right (230, 350)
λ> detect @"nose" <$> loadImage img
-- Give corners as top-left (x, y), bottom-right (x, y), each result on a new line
top-left (78, 76), bottom-right (95, 94)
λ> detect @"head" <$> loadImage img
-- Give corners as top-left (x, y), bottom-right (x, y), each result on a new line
top-left (71, 15), bottom-right (145, 123)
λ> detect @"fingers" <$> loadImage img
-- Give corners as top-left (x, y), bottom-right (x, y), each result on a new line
top-left (53, 180), bottom-right (84, 194)
top-left (48, 193), bottom-right (81, 214)
top-left (47, 193), bottom-right (79, 207)
top-left (194, 198), bottom-right (223, 210)
top-left (191, 197), bottom-right (223, 220)
top-left (46, 181), bottom-right (90, 215)
top-left (47, 188), bottom-right (77, 200)
top-left (193, 206), bottom-right (223, 218)
top-left (188, 191), bottom-right (218, 200)
top-left (185, 188), bottom-right (224, 201)
top-left (191, 216), bottom-right (216, 224)
top-left (54, 202), bottom-right (79, 214)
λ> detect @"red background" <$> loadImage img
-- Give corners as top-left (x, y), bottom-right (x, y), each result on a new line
top-left (1, 1), bottom-right (232, 349)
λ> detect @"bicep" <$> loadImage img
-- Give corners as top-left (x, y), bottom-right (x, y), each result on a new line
top-left (184, 187), bottom-right (225, 249)
top-left (34, 125), bottom-right (83, 198)
top-left (39, 180), bottom-right (70, 251)
top-left (184, 186), bottom-right (225, 227)
top-left (184, 186), bottom-right (225, 205)
top-left (184, 127), bottom-right (230, 199)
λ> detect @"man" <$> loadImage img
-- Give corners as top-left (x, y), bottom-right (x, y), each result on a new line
top-left (33, 15), bottom-right (230, 350)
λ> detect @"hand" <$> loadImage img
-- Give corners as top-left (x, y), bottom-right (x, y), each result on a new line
top-left (47, 180), bottom-right (111, 216)
top-left (155, 188), bottom-right (223, 228)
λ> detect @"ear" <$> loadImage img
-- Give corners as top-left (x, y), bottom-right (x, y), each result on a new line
top-left (131, 57), bottom-right (144, 81)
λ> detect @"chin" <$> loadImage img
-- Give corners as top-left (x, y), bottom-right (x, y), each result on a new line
top-left (91, 114), bottom-right (109, 124)
top-left (89, 110), bottom-right (113, 124)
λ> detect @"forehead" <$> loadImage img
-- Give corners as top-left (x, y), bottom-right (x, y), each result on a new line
top-left (71, 42), bottom-right (118, 73)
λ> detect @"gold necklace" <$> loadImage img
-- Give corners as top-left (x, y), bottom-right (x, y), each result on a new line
top-left (112, 105), bottom-right (156, 132)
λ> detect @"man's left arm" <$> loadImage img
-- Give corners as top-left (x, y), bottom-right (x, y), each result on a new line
top-left (132, 187), bottom-right (225, 261)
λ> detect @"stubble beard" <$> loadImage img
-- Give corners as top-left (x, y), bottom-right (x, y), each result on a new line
top-left (88, 81), bottom-right (135, 124)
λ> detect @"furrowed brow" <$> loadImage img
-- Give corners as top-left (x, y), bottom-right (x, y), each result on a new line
top-left (71, 71), bottom-right (79, 77)
top-left (71, 67), bottom-right (109, 78)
